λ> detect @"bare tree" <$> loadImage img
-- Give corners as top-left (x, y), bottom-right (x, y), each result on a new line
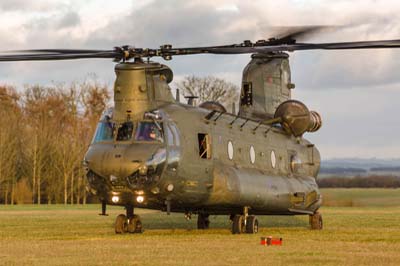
top-left (176, 76), bottom-right (239, 109)
top-left (0, 86), bottom-right (21, 204)
top-left (0, 78), bottom-right (111, 205)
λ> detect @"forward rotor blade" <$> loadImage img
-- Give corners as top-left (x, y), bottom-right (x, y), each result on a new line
top-left (0, 51), bottom-right (118, 61)
top-left (8, 49), bottom-right (114, 54)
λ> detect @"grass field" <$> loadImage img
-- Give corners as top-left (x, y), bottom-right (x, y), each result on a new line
top-left (322, 188), bottom-right (400, 207)
top-left (0, 189), bottom-right (399, 266)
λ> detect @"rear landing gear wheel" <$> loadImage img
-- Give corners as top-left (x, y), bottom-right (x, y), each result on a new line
top-left (245, 215), bottom-right (258, 234)
top-left (197, 213), bottom-right (210, 229)
top-left (115, 214), bottom-right (128, 234)
top-left (231, 215), bottom-right (245, 234)
top-left (309, 212), bottom-right (323, 230)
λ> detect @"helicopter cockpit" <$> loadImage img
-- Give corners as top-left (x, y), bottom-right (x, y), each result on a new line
top-left (91, 108), bottom-right (165, 144)
top-left (135, 121), bottom-right (164, 143)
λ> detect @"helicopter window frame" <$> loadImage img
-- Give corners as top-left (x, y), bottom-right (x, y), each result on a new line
top-left (170, 123), bottom-right (180, 147)
top-left (198, 133), bottom-right (211, 159)
top-left (116, 121), bottom-right (135, 142)
top-left (165, 123), bottom-right (175, 146)
top-left (240, 82), bottom-right (253, 106)
top-left (289, 151), bottom-right (302, 173)
top-left (249, 145), bottom-right (256, 164)
top-left (92, 117), bottom-right (115, 144)
top-left (270, 150), bottom-right (277, 169)
top-left (227, 140), bottom-right (234, 160)
top-left (134, 120), bottom-right (165, 143)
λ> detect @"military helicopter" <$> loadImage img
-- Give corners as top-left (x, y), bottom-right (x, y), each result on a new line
top-left (2, 28), bottom-right (400, 234)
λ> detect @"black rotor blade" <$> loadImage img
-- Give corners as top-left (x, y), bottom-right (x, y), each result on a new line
top-left (8, 49), bottom-right (114, 54)
top-left (0, 51), bottom-right (119, 61)
top-left (199, 39), bottom-right (400, 54)
top-left (1, 38), bottom-right (400, 62)
top-left (267, 25), bottom-right (335, 44)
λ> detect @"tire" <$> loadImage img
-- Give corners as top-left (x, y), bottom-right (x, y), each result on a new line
top-left (197, 213), bottom-right (210, 229)
top-left (127, 215), bottom-right (138, 233)
top-left (245, 215), bottom-right (258, 234)
top-left (135, 219), bottom-right (143, 233)
top-left (310, 212), bottom-right (323, 230)
top-left (115, 214), bottom-right (127, 234)
top-left (231, 215), bottom-right (244, 234)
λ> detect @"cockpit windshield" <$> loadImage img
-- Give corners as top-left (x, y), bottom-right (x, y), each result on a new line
top-left (116, 121), bottom-right (134, 141)
top-left (92, 116), bottom-right (114, 143)
top-left (135, 121), bottom-right (164, 142)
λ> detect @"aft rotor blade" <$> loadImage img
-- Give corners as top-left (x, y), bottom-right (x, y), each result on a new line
top-left (202, 39), bottom-right (400, 54)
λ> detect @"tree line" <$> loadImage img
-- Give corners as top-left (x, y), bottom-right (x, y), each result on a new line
top-left (0, 79), bottom-right (109, 204)
top-left (0, 75), bottom-right (238, 205)
top-left (317, 175), bottom-right (400, 188)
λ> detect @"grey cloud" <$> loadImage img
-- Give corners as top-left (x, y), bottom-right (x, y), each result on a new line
top-left (0, 0), bottom-right (62, 12)
top-left (82, 0), bottom-right (400, 90)
top-left (57, 11), bottom-right (81, 29)
top-left (86, 1), bottom-right (253, 48)
top-left (23, 10), bottom-right (81, 31)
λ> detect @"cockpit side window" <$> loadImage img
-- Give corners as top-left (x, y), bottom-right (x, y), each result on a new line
top-left (116, 121), bottom-right (134, 141)
top-left (92, 116), bottom-right (115, 143)
top-left (166, 124), bottom-right (174, 146)
top-left (135, 121), bottom-right (164, 142)
top-left (170, 124), bottom-right (180, 147)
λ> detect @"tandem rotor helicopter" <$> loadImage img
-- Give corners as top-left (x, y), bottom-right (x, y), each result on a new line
top-left (2, 28), bottom-right (400, 234)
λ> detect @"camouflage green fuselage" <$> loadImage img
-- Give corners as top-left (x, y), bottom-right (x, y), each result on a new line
top-left (84, 59), bottom-right (321, 216)
top-left (85, 102), bottom-right (321, 216)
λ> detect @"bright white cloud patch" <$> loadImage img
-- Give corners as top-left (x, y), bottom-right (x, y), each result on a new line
top-left (0, 0), bottom-right (399, 158)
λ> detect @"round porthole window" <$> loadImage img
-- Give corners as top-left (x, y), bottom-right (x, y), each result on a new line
top-left (271, 150), bottom-right (276, 168)
top-left (250, 146), bottom-right (255, 164)
top-left (227, 141), bottom-right (234, 160)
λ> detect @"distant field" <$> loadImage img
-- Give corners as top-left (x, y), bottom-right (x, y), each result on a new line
top-left (0, 189), bottom-right (399, 266)
top-left (321, 188), bottom-right (400, 207)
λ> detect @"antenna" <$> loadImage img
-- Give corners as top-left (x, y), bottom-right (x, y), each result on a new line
top-left (184, 95), bottom-right (198, 106)
top-left (175, 89), bottom-right (181, 102)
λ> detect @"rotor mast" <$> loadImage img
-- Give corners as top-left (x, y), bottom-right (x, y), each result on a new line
top-left (239, 52), bottom-right (294, 120)
top-left (113, 60), bottom-right (175, 121)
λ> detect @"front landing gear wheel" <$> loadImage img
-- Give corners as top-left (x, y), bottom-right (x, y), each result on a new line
top-left (127, 215), bottom-right (143, 233)
top-left (197, 213), bottom-right (210, 229)
top-left (309, 212), bottom-right (323, 230)
top-left (115, 214), bottom-right (128, 234)
top-left (232, 215), bottom-right (245, 234)
top-left (245, 215), bottom-right (258, 234)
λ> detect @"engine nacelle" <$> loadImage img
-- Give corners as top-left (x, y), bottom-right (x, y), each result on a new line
top-left (274, 100), bottom-right (322, 137)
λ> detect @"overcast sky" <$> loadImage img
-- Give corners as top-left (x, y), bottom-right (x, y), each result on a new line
top-left (0, 0), bottom-right (400, 159)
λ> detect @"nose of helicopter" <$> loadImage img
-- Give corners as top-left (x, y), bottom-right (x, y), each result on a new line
top-left (84, 143), bottom-right (163, 180)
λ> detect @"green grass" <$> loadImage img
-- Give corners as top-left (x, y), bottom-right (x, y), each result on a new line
top-left (0, 189), bottom-right (399, 266)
